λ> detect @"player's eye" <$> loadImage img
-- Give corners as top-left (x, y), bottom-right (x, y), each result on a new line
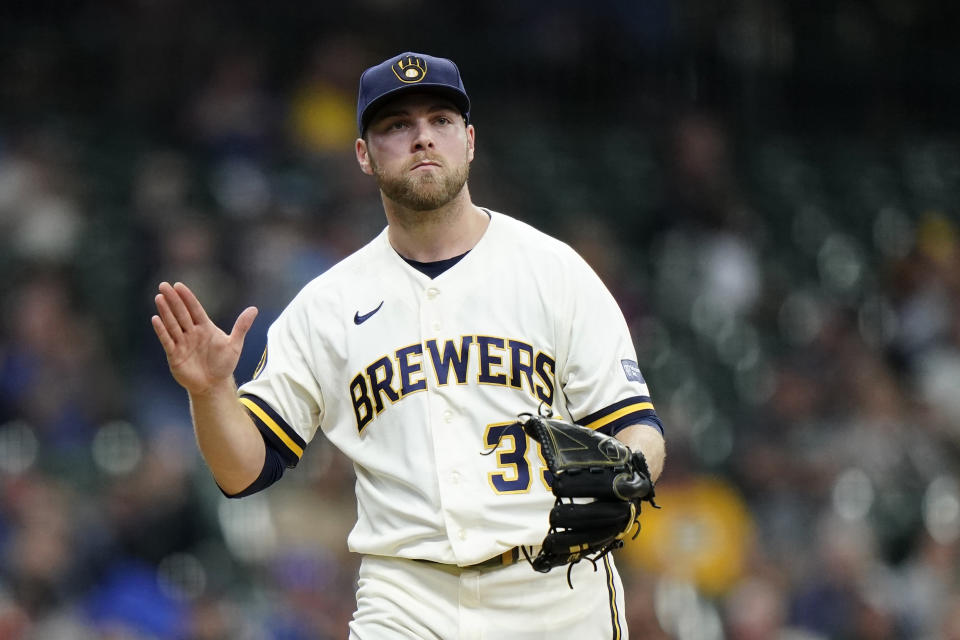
top-left (377, 117), bottom-right (408, 131)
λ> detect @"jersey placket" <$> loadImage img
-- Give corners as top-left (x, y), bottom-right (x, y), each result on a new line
top-left (420, 281), bottom-right (473, 563)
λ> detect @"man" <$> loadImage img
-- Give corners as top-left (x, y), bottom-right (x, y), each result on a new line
top-left (152, 51), bottom-right (666, 639)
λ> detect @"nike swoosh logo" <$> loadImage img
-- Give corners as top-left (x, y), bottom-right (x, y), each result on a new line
top-left (354, 301), bottom-right (384, 325)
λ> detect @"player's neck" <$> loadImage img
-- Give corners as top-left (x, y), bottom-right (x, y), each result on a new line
top-left (384, 188), bottom-right (489, 263)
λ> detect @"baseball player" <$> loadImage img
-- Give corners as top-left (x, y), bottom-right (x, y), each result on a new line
top-left (152, 52), bottom-right (666, 639)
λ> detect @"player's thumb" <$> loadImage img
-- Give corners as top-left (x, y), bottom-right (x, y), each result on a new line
top-left (229, 306), bottom-right (259, 347)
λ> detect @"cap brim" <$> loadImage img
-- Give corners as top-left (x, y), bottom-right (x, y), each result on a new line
top-left (360, 84), bottom-right (470, 134)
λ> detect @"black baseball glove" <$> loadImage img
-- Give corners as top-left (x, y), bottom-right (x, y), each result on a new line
top-left (518, 412), bottom-right (657, 581)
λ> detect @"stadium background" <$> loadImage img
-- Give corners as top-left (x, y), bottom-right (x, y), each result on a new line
top-left (2, 1), bottom-right (960, 638)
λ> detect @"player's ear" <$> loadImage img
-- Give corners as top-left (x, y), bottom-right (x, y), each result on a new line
top-left (466, 123), bottom-right (475, 163)
top-left (356, 138), bottom-right (375, 175)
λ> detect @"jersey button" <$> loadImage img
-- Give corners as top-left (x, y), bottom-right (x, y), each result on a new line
top-left (458, 528), bottom-right (467, 540)
top-left (426, 287), bottom-right (440, 299)
top-left (432, 321), bottom-right (442, 332)
top-left (451, 471), bottom-right (460, 484)
top-left (443, 410), bottom-right (454, 423)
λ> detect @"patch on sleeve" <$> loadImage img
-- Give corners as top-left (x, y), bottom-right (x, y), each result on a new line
top-left (253, 346), bottom-right (268, 380)
top-left (621, 359), bottom-right (645, 383)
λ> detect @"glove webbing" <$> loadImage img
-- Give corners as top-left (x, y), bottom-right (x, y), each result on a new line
top-left (521, 495), bottom-right (643, 589)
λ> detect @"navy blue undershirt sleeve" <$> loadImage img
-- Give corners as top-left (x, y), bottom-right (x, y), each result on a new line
top-left (611, 415), bottom-right (665, 437)
top-left (221, 432), bottom-right (287, 499)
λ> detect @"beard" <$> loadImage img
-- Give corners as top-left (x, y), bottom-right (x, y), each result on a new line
top-left (371, 154), bottom-right (470, 212)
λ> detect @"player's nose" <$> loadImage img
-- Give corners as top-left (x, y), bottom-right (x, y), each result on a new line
top-left (410, 120), bottom-right (435, 151)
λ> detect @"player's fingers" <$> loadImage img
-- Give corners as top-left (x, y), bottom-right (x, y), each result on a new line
top-left (154, 293), bottom-right (184, 340)
top-left (151, 314), bottom-right (177, 353)
top-left (158, 281), bottom-right (195, 331)
top-left (174, 281), bottom-right (210, 325)
top-left (229, 306), bottom-right (259, 346)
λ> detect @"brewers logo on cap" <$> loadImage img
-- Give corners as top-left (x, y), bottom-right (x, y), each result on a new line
top-left (392, 56), bottom-right (427, 83)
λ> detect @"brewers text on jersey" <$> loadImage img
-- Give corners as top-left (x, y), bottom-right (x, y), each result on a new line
top-left (348, 335), bottom-right (557, 432)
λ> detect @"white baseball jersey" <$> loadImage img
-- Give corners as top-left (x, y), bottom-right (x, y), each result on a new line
top-left (237, 210), bottom-right (658, 566)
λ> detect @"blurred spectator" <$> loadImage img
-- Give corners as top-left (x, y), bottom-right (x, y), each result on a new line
top-left (888, 213), bottom-right (959, 368)
top-left (724, 575), bottom-right (822, 640)
top-left (187, 51), bottom-right (278, 161)
top-left (623, 467), bottom-right (755, 597)
top-left (2, 475), bottom-right (77, 621)
top-left (897, 533), bottom-right (960, 638)
top-left (788, 514), bottom-right (899, 639)
top-left (940, 592), bottom-right (960, 640)
top-left (0, 271), bottom-right (121, 454)
top-left (561, 212), bottom-right (648, 324)
top-left (651, 111), bottom-right (763, 330)
top-left (287, 37), bottom-right (365, 157)
top-left (152, 216), bottom-right (236, 324)
top-left (0, 131), bottom-right (85, 266)
top-left (621, 572), bottom-right (671, 640)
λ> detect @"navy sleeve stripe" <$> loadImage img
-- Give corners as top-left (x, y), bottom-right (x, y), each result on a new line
top-left (576, 395), bottom-right (654, 430)
top-left (239, 393), bottom-right (306, 465)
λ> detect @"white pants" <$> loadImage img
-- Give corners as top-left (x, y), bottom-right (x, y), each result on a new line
top-left (348, 553), bottom-right (629, 640)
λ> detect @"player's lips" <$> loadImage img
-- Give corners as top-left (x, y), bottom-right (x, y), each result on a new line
top-left (410, 159), bottom-right (441, 171)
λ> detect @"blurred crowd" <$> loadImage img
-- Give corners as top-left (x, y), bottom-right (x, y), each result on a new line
top-left (2, 2), bottom-right (960, 639)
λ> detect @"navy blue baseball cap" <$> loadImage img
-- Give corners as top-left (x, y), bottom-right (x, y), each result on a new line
top-left (357, 52), bottom-right (471, 135)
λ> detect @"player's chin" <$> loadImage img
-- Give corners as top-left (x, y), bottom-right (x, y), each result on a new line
top-left (405, 192), bottom-right (455, 212)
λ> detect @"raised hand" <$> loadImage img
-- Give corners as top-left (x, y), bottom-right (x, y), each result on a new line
top-left (152, 282), bottom-right (258, 396)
